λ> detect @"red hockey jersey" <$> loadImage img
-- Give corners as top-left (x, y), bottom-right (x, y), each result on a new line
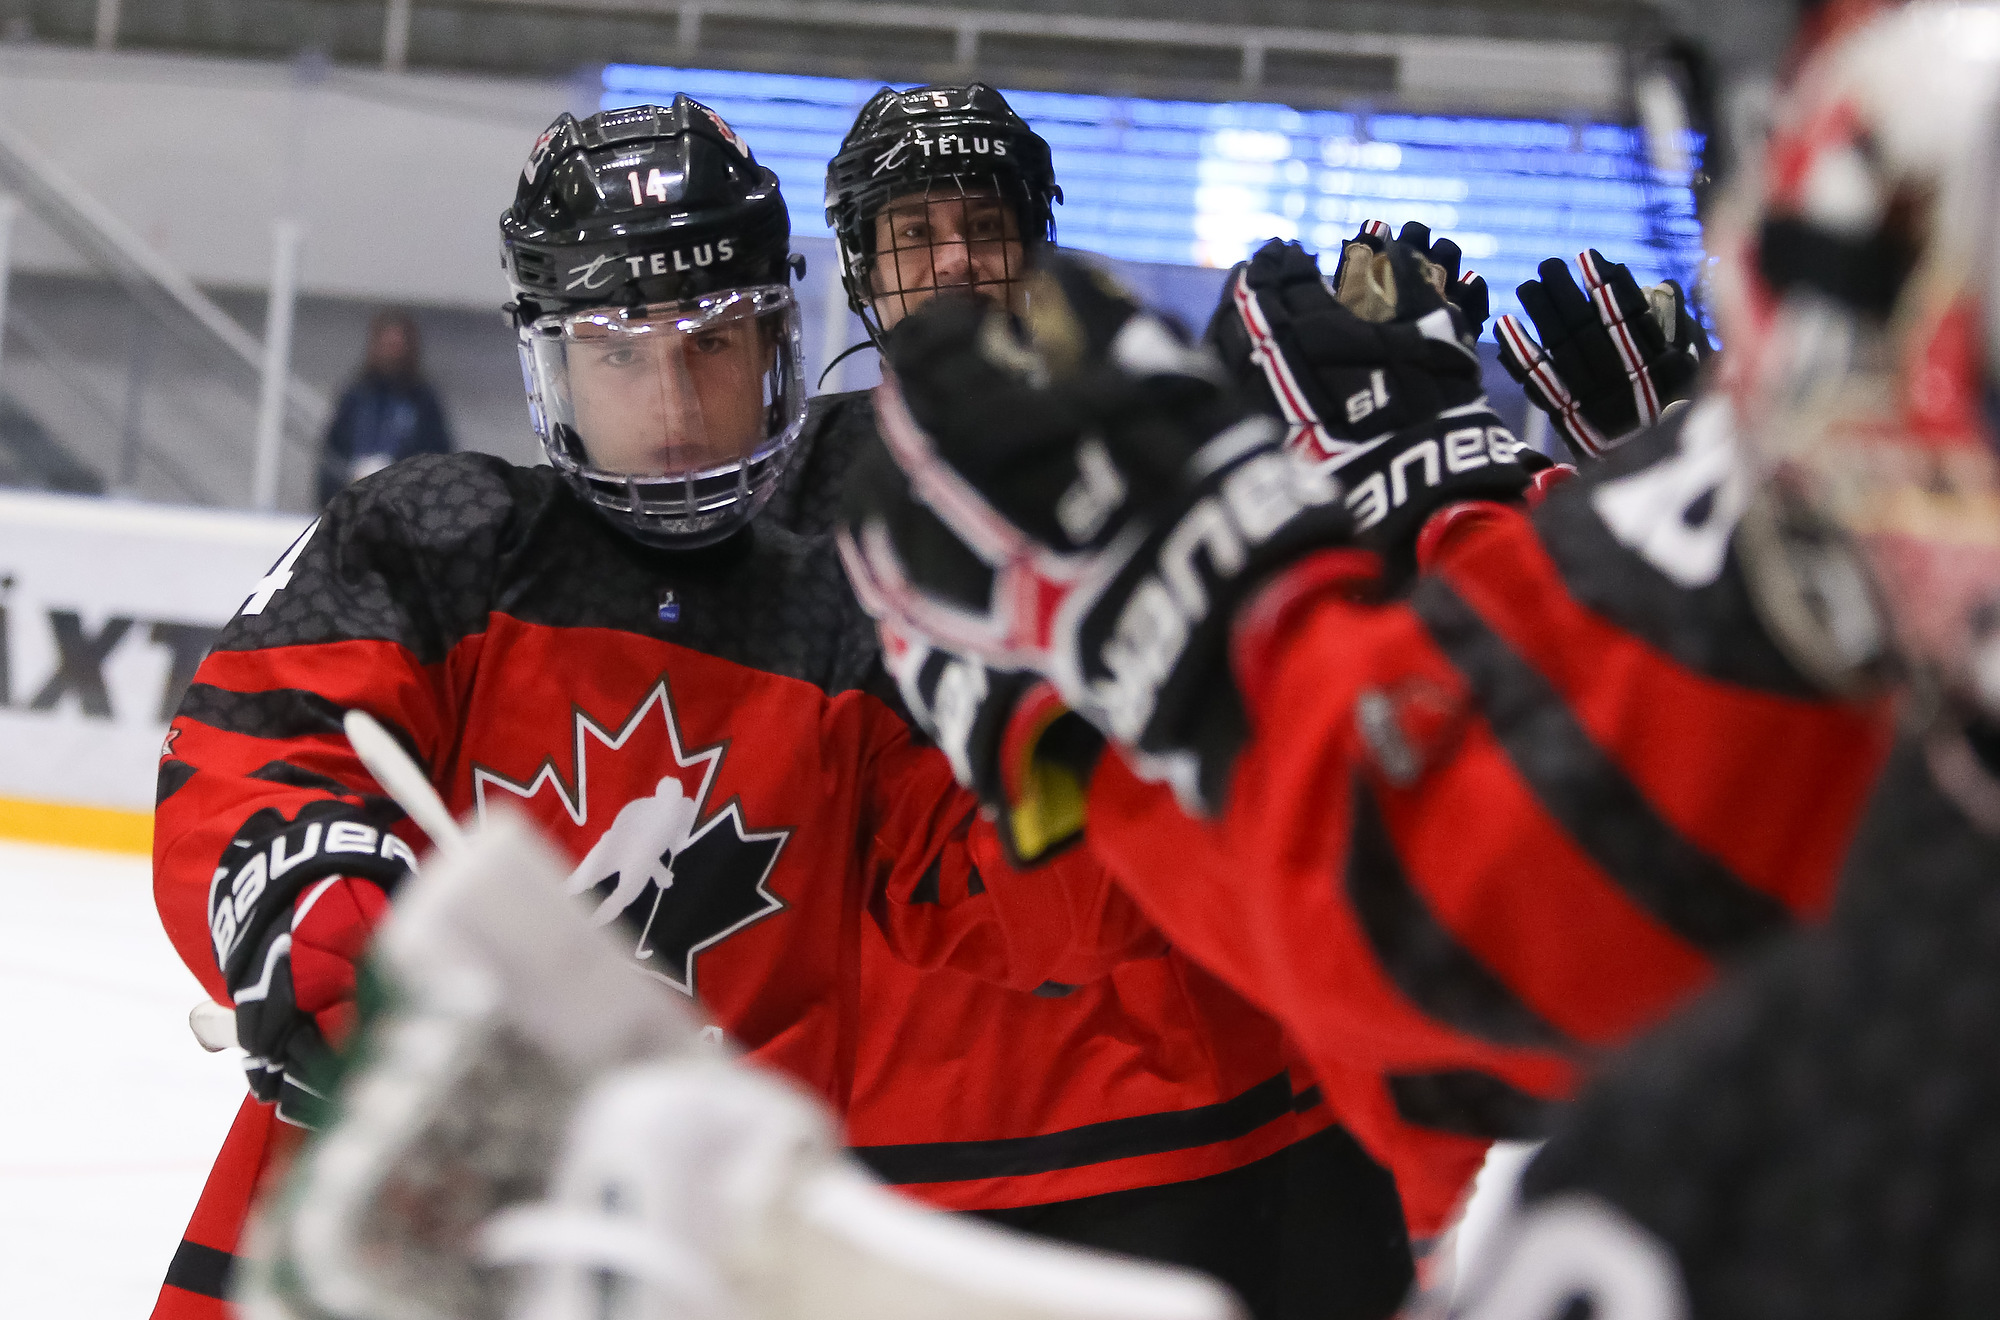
top-left (775, 392), bottom-right (1344, 1217)
top-left (1085, 406), bottom-right (1898, 1235)
top-left (151, 428), bottom-right (1361, 1319)
top-left (150, 451), bottom-right (1167, 1318)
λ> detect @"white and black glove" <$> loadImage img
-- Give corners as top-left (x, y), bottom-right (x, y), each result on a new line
top-left (209, 802), bottom-right (414, 1126)
top-left (1206, 235), bottom-right (1547, 584)
top-left (1495, 250), bottom-right (1713, 460)
top-left (840, 257), bottom-right (1362, 814)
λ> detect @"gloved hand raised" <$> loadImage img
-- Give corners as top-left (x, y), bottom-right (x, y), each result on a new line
top-left (1339, 219), bottom-right (1491, 346)
top-left (840, 256), bottom-right (1360, 814)
top-left (1495, 250), bottom-right (1712, 460)
top-left (1206, 234), bottom-right (1546, 583)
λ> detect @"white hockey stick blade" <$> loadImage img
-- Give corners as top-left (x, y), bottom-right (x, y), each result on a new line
top-left (343, 708), bottom-right (466, 857)
top-left (190, 999), bottom-right (238, 1052)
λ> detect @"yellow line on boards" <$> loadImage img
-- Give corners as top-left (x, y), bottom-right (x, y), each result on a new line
top-left (0, 797), bottom-right (152, 855)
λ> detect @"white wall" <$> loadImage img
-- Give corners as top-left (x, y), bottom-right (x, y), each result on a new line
top-left (0, 44), bottom-right (590, 309)
top-left (0, 488), bottom-right (308, 811)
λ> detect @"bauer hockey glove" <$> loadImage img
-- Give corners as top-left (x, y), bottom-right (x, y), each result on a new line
top-left (1495, 250), bottom-right (1713, 460)
top-left (1207, 235), bottom-right (1546, 583)
top-left (209, 801), bottom-right (413, 1126)
top-left (840, 256), bottom-right (1357, 815)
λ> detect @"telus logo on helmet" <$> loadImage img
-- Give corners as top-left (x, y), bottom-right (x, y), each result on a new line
top-left (566, 253), bottom-right (620, 292)
top-left (870, 131), bottom-right (1011, 177)
top-left (564, 242), bottom-right (739, 291)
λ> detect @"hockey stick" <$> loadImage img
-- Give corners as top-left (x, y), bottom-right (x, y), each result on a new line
top-left (190, 709), bottom-right (469, 1052)
top-left (341, 708), bottom-right (467, 857)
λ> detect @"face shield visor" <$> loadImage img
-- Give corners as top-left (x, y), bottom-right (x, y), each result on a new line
top-left (520, 285), bottom-right (807, 545)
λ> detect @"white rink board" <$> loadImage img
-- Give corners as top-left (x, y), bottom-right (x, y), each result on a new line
top-left (0, 491), bottom-right (310, 811)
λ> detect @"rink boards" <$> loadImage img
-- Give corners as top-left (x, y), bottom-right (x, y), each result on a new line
top-left (0, 489), bottom-right (307, 845)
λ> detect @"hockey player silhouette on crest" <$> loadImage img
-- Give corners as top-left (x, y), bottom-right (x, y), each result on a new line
top-left (567, 775), bottom-right (700, 936)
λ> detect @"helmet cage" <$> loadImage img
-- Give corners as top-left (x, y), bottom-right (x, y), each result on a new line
top-left (838, 172), bottom-right (1049, 340)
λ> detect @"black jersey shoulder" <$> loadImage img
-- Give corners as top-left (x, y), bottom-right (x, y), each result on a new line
top-left (1531, 409), bottom-right (1822, 698)
top-left (1835, 732), bottom-right (2000, 927)
top-left (1517, 743), bottom-right (2000, 1318)
top-left (210, 451), bottom-right (880, 695)
top-left (765, 389), bottom-right (877, 537)
top-left (216, 452), bottom-right (538, 665)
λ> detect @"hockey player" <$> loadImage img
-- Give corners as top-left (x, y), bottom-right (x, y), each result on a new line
top-left (774, 83), bottom-right (1414, 1320)
top-left (1447, 2), bottom-right (2000, 1313)
top-left (234, 14), bottom-right (1949, 1309)
top-left (147, 98), bottom-right (1161, 1320)
top-left (834, 177), bottom-right (1892, 1262)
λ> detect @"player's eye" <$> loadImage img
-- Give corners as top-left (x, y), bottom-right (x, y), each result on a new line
top-left (897, 221), bottom-right (929, 243)
top-left (688, 331), bottom-right (733, 357)
top-left (597, 345), bottom-right (643, 368)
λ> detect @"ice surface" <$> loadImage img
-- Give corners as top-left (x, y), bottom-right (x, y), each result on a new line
top-left (0, 833), bottom-right (1535, 1318)
top-left (0, 840), bottom-right (247, 1319)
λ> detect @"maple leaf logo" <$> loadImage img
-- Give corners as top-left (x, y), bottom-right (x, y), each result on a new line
top-left (471, 677), bottom-right (790, 996)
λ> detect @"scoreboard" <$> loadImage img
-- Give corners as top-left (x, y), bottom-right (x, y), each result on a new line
top-left (602, 63), bottom-right (1704, 322)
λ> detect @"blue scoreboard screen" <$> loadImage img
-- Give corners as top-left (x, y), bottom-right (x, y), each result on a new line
top-left (603, 63), bottom-right (1703, 322)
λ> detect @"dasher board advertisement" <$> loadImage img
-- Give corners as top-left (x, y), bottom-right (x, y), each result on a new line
top-left (0, 490), bottom-right (309, 815)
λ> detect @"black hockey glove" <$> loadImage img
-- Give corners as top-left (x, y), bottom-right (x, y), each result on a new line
top-left (209, 802), bottom-right (413, 1126)
top-left (1495, 250), bottom-right (1713, 460)
top-left (876, 617), bottom-right (1103, 866)
top-left (840, 256), bottom-right (1354, 815)
top-left (1206, 236), bottom-right (1546, 583)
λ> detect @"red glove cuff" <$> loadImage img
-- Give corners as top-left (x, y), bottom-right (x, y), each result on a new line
top-left (1524, 462), bottom-right (1578, 508)
top-left (287, 875), bottom-right (392, 1040)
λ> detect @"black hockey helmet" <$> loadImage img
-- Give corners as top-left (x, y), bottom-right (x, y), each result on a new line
top-left (503, 97), bottom-right (795, 317)
top-left (825, 83), bottom-right (1062, 338)
top-left (501, 99), bottom-right (808, 549)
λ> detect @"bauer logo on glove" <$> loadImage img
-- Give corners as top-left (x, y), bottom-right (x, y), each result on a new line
top-left (1207, 227), bottom-right (1548, 584)
top-left (840, 254), bottom-right (1356, 815)
top-left (209, 801), bottom-right (413, 1127)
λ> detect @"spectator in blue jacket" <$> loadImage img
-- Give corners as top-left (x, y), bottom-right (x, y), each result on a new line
top-left (317, 310), bottom-right (452, 504)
